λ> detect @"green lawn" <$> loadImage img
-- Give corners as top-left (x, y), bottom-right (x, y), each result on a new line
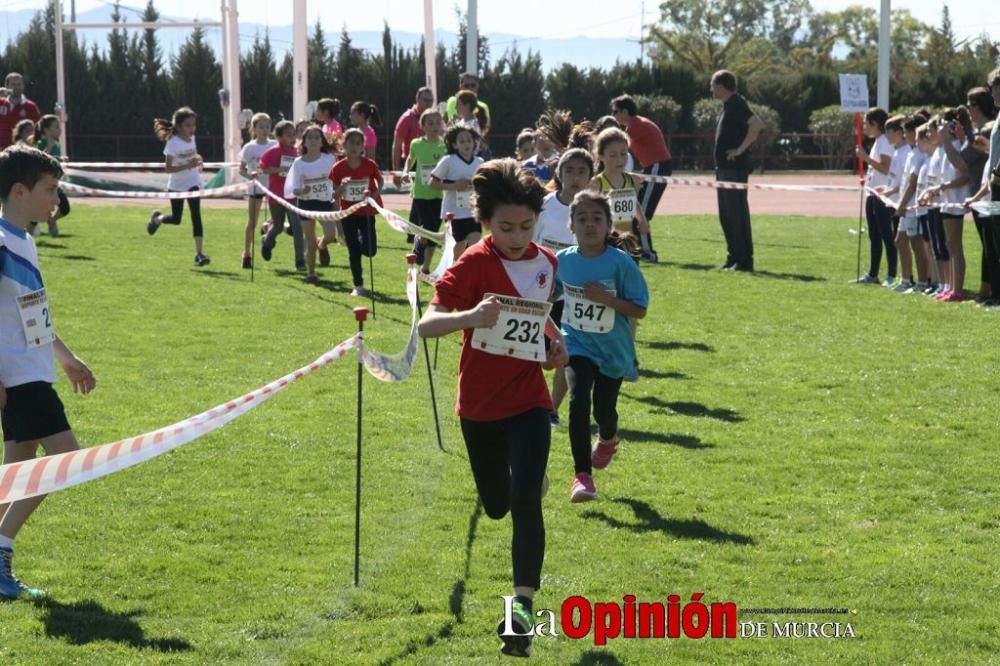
top-left (1, 203), bottom-right (997, 664)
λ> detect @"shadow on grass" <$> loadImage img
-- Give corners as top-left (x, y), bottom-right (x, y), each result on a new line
top-left (637, 368), bottom-right (689, 380)
top-left (192, 269), bottom-right (251, 283)
top-left (45, 254), bottom-right (96, 262)
top-left (30, 597), bottom-right (192, 652)
top-left (379, 501), bottom-right (482, 666)
top-left (582, 498), bottom-right (755, 545)
top-left (666, 234), bottom-right (809, 250)
top-left (639, 340), bottom-right (715, 353)
top-left (629, 395), bottom-right (744, 423)
top-left (748, 269), bottom-right (826, 283)
top-left (572, 651), bottom-right (627, 666)
top-left (618, 429), bottom-right (714, 450)
top-left (662, 260), bottom-right (716, 272)
top-left (34, 242), bottom-right (68, 250)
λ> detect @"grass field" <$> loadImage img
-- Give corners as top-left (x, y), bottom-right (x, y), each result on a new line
top-left (0, 203), bottom-right (998, 665)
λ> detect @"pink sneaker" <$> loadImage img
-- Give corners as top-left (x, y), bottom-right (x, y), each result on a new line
top-left (570, 473), bottom-right (597, 503)
top-left (942, 291), bottom-right (965, 302)
top-left (591, 437), bottom-right (620, 470)
top-left (933, 290), bottom-right (952, 301)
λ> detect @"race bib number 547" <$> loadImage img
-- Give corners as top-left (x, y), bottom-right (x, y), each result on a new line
top-left (562, 283), bottom-right (616, 333)
top-left (471, 294), bottom-right (552, 362)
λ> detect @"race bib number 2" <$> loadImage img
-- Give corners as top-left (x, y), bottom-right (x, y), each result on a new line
top-left (563, 283), bottom-right (616, 333)
top-left (471, 294), bottom-right (552, 362)
top-left (17, 288), bottom-right (55, 348)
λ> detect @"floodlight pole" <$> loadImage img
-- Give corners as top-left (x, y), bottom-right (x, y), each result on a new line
top-left (293, 0), bottom-right (308, 120)
top-left (54, 0), bottom-right (67, 154)
top-left (423, 0), bottom-right (438, 104)
top-left (877, 0), bottom-right (890, 111)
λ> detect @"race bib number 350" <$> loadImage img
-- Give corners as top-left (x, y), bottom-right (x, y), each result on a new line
top-left (17, 288), bottom-right (55, 348)
top-left (562, 283), bottom-right (616, 333)
top-left (343, 179), bottom-right (369, 202)
top-left (471, 294), bottom-right (552, 362)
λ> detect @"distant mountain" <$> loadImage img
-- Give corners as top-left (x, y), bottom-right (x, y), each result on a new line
top-left (0, 6), bottom-right (641, 72)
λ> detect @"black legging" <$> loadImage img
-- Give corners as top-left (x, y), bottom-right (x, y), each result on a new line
top-left (565, 356), bottom-right (623, 475)
top-left (342, 214), bottom-right (378, 287)
top-left (866, 195), bottom-right (896, 278)
top-left (460, 408), bottom-right (550, 590)
top-left (56, 188), bottom-right (70, 217)
top-left (160, 186), bottom-right (203, 237)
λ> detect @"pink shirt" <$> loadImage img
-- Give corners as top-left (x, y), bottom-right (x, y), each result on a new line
top-left (393, 105), bottom-right (423, 161)
top-left (323, 119), bottom-right (343, 141)
top-left (362, 126), bottom-right (377, 161)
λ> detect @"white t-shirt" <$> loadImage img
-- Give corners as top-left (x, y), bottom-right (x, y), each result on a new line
top-left (163, 135), bottom-right (201, 191)
top-left (888, 144), bottom-right (911, 192)
top-left (431, 153), bottom-right (484, 220)
top-left (866, 134), bottom-right (894, 189)
top-left (240, 138), bottom-right (276, 195)
top-left (534, 191), bottom-right (576, 252)
top-left (285, 153), bottom-right (337, 202)
top-left (903, 150), bottom-right (928, 217)
top-left (939, 139), bottom-right (969, 216)
top-left (0, 219), bottom-right (57, 387)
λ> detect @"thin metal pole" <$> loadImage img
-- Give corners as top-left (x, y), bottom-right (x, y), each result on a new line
top-left (353, 306), bottom-right (368, 586)
top-left (408, 254), bottom-right (444, 451)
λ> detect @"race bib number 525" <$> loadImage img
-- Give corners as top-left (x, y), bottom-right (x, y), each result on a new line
top-left (471, 294), bottom-right (552, 362)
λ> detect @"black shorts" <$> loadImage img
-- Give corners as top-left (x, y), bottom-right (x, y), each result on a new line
top-left (248, 193), bottom-right (266, 200)
top-left (917, 214), bottom-right (930, 241)
top-left (451, 218), bottom-right (482, 243)
top-left (544, 300), bottom-right (564, 353)
top-left (412, 198), bottom-right (443, 246)
top-left (1, 381), bottom-right (71, 443)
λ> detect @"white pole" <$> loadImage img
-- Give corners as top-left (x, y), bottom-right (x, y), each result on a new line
top-left (54, 0), bottom-right (68, 154)
top-left (423, 0), bottom-right (437, 104)
top-left (293, 0), bottom-right (308, 120)
top-left (466, 0), bottom-right (477, 75)
top-left (227, 0), bottom-right (242, 172)
top-left (877, 0), bottom-right (890, 111)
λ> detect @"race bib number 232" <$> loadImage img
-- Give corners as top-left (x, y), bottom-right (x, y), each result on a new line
top-left (471, 294), bottom-right (552, 362)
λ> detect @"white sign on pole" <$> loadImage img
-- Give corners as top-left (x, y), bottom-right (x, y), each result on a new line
top-left (839, 74), bottom-right (870, 113)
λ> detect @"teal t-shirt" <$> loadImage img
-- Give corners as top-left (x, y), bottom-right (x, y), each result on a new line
top-left (555, 245), bottom-right (649, 378)
top-left (408, 137), bottom-right (446, 200)
top-left (34, 137), bottom-right (61, 158)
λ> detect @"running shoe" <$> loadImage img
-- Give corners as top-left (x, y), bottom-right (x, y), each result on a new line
top-left (570, 472), bottom-right (597, 503)
top-left (194, 253), bottom-right (211, 267)
top-left (147, 210), bottom-right (162, 236)
top-left (641, 250), bottom-right (659, 263)
top-left (893, 279), bottom-right (914, 293)
top-left (318, 241), bottom-right (331, 267)
top-left (849, 274), bottom-right (879, 284)
top-left (283, 220), bottom-right (293, 236)
top-left (260, 221), bottom-right (272, 237)
top-left (296, 263), bottom-right (307, 273)
top-left (497, 598), bottom-right (534, 657)
top-left (548, 411), bottom-right (560, 427)
top-left (241, 254), bottom-right (252, 270)
top-left (942, 291), bottom-right (965, 302)
top-left (591, 436), bottom-right (620, 470)
top-left (933, 290), bottom-right (953, 301)
top-left (305, 275), bottom-right (319, 285)
top-left (351, 286), bottom-right (368, 297)
top-left (261, 238), bottom-right (274, 262)
top-left (881, 277), bottom-right (899, 288)
top-left (0, 547), bottom-right (44, 600)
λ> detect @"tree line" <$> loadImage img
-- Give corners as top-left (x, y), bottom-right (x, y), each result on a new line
top-left (1, 0), bottom-right (997, 168)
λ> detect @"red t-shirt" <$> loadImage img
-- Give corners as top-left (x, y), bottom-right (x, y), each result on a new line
top-left (0, 97), bottom-right (42, 149)
top-left (393, 106), bottom-right (423, 161)
top-left (431, 236), bottom-right (557, 422)
top-left (329, 157), bottom-right (382, 216)
top-left (259, 143), bottom-right (299, 195)
top-left (625, 114), bottom-right (671, 168)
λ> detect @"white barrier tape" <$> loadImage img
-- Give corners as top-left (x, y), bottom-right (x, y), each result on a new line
top-left (62, 161), bottom-right (238, 169)
top-left (864, 187), bottom-right (899, 210)
top-left (628, 172), bottom-right (860, 193)
top-left (969, 201), bottom-right (1000, 216)
top-left (365, 197), bottom-right (447, 244)
top-left (60, 181), bottom-right (254, 199)
top-left (0, 337), bottom-right (360, 505)
top-left (359, 265), bottom-right (421, 382)
top-left (256, 182), bottom-right (368, 222)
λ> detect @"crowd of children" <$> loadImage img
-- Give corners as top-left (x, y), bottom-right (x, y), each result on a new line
top-left (852, 68), bottom-right (1000, 308)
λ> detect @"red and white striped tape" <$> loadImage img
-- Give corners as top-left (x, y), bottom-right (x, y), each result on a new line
top-left (0, 337), bottom-right (360, 505)
top-left (628, 172), bottom-right (860, 193)
top-left (62, 161), bottom-right (239, 169)
top-left (255, 182), bottom-right (368, 222)
top-left (364, 197), bottom-right (447, 244)
top-left (61, 181), bottom-right (255, 199)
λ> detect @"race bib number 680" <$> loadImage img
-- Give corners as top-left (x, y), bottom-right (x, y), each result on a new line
top-left (471, 294), bottom-right (552, 362)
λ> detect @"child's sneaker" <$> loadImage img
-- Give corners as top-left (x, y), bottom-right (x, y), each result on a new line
top-left (147, 210), bottom-right (162, 236)
top-left (570, 472), bottom-right (597, 503)
top-left (283, 220), bottom-right (293, 236)
top-left (497, 598), bottom-right (534, 657)
top-left (934, 289), bottom-right (952, 301)
top-left (351, 286), bottom-right (369, 297)
top-left (318, 241), bottom-right (331, 267)
top-left (261, 237), bottom-right (274, 262)
top-left (893, 279), bottom-right (914, 293)
top-left (0, 547), bottom-right (44, 600)
top-left (881, 277), bottom-right (899, 288)
top-left (641, 250), bottom-right (659, 263)
top-left (591, 436), bottom-right (620, 470)
top-left (305, 275), bottom-right (319, 285)
top-left (548, 411), bottom-right (560, 427)
top-left (849, 273), bottom-right (879, 284)
top-left (260, 220), bottom-right (272, 237)
top-left (241, 254), bottom-right (252, 270)
top-left (194, 253), bottom-right (211, 267)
